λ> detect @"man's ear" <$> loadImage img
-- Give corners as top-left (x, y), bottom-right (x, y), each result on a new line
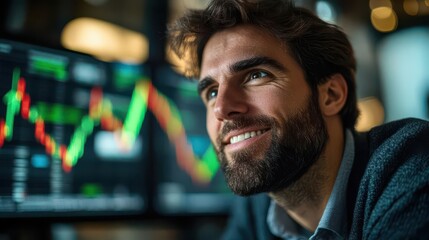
top-left (318, 73), bottom-right (348, 117)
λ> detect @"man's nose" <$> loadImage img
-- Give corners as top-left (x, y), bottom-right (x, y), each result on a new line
top-left (213, 84), bottom-right (248, 121)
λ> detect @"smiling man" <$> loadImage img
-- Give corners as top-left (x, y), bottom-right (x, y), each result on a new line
top-left (167, 0), bottom-right (429, 239)
top-left (200, 25), bottom-right (331, 201)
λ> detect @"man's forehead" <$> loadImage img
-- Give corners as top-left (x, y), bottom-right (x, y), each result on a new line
top-left (205, 25), bottom-right (273, 48)
top-left (201, 28), bottom-right (278, 69)
top-left (199, 30), bottom-right (291, 79)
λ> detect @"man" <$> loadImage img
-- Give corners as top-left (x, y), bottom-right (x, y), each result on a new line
top-left (167, 0), bottom-right (429, 239)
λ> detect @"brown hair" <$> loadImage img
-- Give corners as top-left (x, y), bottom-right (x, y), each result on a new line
top-left (167, 0), bottom-right (359, 129)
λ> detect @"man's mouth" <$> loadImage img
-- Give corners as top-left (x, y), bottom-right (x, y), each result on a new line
top-left (229, 129), bottom-right (269, 144)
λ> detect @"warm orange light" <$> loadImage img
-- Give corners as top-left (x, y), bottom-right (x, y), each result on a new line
top-left (61, 17), bottom-right (149, 63)
top-left (371, 7), bottom-right (398, 32)
top-left (356, 97), bottom-right (385, 132)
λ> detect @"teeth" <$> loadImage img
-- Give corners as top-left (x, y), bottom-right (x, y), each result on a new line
top-left (230, 130), bottom-right (265, 144)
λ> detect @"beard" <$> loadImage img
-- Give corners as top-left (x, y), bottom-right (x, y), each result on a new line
top-left (215, 94), bottom-right (328, 196)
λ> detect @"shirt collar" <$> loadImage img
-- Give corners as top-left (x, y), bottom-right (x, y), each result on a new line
top-left (267, 130), bottom-right (355, 240)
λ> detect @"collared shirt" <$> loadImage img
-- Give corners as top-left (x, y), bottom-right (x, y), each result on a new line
top-left (267, 130), bottom-right (355, 240)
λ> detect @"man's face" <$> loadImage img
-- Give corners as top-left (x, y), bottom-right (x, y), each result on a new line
top-left (198, 25), bottom-right (327, 195)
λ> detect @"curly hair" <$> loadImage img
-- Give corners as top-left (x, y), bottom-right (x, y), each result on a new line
top-left (167, 0), bottom-right (359, 129)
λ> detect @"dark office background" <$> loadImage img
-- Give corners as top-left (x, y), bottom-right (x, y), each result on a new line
top-left (0, 0), bottom-right (428, 239)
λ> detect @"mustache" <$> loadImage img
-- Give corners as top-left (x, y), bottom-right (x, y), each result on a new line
top-left (217, 115), bottom-right (275, 145)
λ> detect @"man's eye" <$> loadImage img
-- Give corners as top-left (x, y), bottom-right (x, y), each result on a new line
top-left (205, 88), bottom-right (218, 102)
top-left (249, 71), bottom-right (268, 80)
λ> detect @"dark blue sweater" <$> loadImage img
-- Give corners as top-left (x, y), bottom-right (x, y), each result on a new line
top-left (221, 118), bottom-right (429, 240)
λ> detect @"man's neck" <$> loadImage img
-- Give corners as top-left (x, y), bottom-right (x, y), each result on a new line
top-left (268, 158), bottom-right (331, 232)
top-left (269, 122), bottom-right (345, 232)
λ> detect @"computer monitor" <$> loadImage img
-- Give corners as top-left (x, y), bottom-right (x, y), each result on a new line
top-left (0, 39), bottom-right (149, 219)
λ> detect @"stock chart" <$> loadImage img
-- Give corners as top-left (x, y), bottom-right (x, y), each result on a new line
top-left (0, 39), bottom-right (232, 218)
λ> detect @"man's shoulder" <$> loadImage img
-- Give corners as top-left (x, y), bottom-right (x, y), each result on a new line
top-left (363, 117), bottom-right (429, 177)
top-left (350, 117), bottom-right (429, 239)
top-left (365, 117), bottom-right (429, 155)
top-left (368, 117), bottom-right (429, 139)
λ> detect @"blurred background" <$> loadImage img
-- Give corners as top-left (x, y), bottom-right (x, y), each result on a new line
top-left (0, 0), bottom-right (428, 239)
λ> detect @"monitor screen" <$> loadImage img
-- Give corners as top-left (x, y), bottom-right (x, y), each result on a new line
top-left (0, 39), bottom-right (149, 218)
top-left (152, 66), bottom-right (233, 215)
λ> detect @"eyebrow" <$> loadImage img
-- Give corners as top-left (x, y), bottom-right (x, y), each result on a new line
top-left (230, 56), bottom-right (286, 73)
top-left (197, 76), bottom-right (215, 96)
top-left (197, 56), bottom-right (286, 95)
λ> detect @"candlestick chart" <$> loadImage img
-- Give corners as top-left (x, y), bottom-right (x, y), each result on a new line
top-left (0, 69), bottom-right (220, 185)
top-left (0, 69), bottom-right (219, 184)
top-left (0, 39), bottom-right (230, 217)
